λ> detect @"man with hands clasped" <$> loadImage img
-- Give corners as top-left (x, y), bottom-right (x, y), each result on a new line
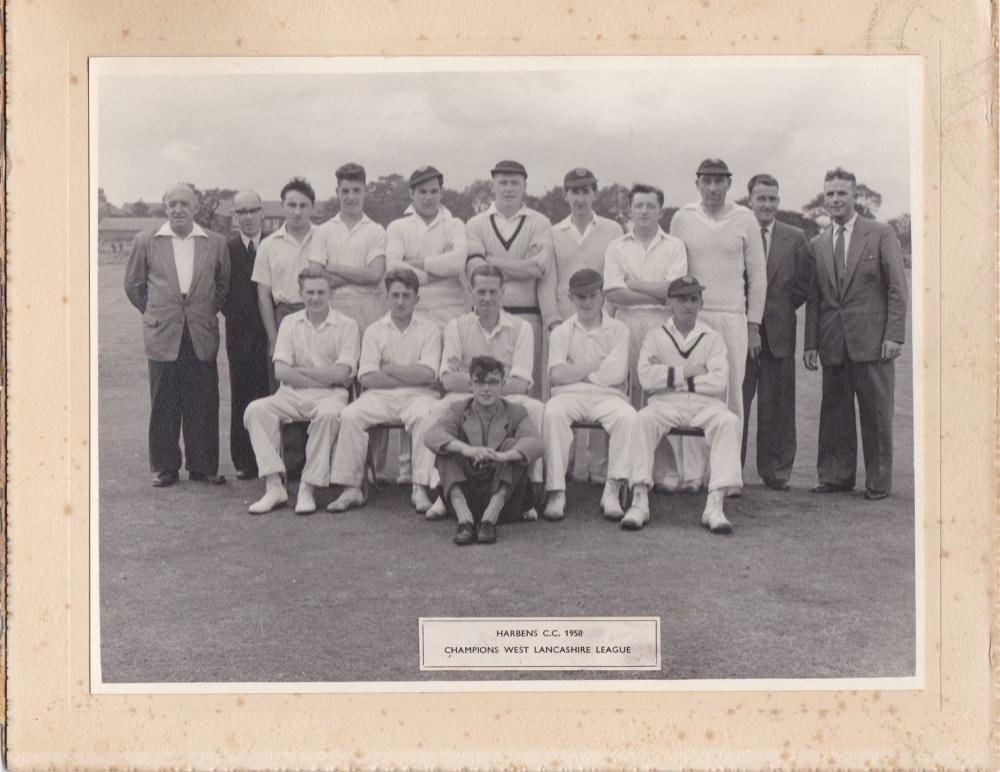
top-left (625, 276), bottom-right (743, 533)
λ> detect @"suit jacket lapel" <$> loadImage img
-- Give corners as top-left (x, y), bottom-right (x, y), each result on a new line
top-left (841, 218), bottom-right (869, 294)
top-left (817, 226), bottom-right (838, 294)
top-left (486, 402), bottom-right (511, 450)
top-left (766, 223), bottom-right (784, 284)
top-left (155, 235), bottom-right (183, 298)
top-left (189, 236), bottom-right (210, 294)
top-left (462, 405), bottom-right (484, 448)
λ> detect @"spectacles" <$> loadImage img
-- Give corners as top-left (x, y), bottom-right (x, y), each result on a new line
top-left (234, 207), bottom-right (262, 216)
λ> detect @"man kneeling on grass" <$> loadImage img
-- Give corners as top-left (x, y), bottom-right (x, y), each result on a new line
top-left (624, 275), bottom-right (743, 533)
top-left (243, 268), bottom-right (360, 515)
top-left (424, 355), bottom-right (543, 545)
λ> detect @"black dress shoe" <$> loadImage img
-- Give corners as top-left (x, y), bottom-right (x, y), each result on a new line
top-left (763, 478), bottom-right (791, 491)
top-left (453, 523), bottom-right (477, 546)
top-left (152, 471), bottom-right (178, 488)
top-left (864, 490), bottom-right (889, 501)
top-left (235, 469), bottom-right (257, 481)
top-left (189, 472), bottom-right (226, 485)
top-left (811, 482), bottom-right (852, 494)
top-left (476, 520), bottom-right (497, 545)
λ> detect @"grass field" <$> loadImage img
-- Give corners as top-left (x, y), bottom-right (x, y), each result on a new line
top-left (98, 262), bottom-right (915, 683)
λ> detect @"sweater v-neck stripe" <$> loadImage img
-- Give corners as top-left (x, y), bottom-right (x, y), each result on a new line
top-left (662, 327), bottom-right (706, 359)
top-left (490, 213), bottom-right (527, 252)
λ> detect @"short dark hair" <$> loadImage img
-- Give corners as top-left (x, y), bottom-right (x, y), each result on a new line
top-left (336, 163), bottom-right (367, 185)
top-left (281, 177), bottom-right (316, 204)
top-left (824, 167), bottom-right (857, 186)
top-left (628, 183), bottom-right (665, 208)
top-left (469, 356), bottom-right (506, 382)
top-left (383, 267), bottom-right (420, 295)
top-left (747, 174), bottom-right (779, 195)
top-left (297, 266), bottom-right (332, 289)
top-left (470, 264), bottom-right (505, 287)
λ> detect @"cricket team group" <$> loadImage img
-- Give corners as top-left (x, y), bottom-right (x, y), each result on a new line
top-left (123, 157), bottom-right (909, 545)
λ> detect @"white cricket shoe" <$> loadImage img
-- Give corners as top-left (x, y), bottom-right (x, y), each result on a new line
top-left (600, 480), bottom-right (624, 520)
top-left (543, 491), bottom-right (566, 521)
top-left (620, 504), bottom-right (648, 530)
top-left (411, 485), bottom-right (433, 514)
top-left (294, 483), bottom-right (317, 515)
top-left (327, 486), bottom-right (365, 512)
top-left (702, 490), bottom-right (733, 534)
top-left (248, 476), bottom-right (288, 515)
top-left (424, 496), bottom-right (448, 521)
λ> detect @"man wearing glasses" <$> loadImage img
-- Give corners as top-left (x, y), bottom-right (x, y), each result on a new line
top-left (424, 355), bottom-right (543, 546)
top-left (223, 190), bottom-right (270, 479)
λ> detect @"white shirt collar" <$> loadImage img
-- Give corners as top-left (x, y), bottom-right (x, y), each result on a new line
top-left (275, 222), bottom-right (315, 241)
top-left (487, 202), bottom-right (528, 221)
top-left (625, 226), bottom-right (667, 244)
top-left (240, 231), bottom-right (262, 248)
top-left (332, 212), bottom-right (373, 227)
top-left (155, 222), bottom-right (207, 239)
top-left (403, 204), bottom-right (452, 224)
top-left (554, 213), bottom-right (596, 231)
top-left (832, 212), bottom-right (858, 236)
top-left (295, 307), bottom-right (338, 330)
top-left (476, 309), bottom-right (517, 332)
top-left (571, 311), bottom-right (611, 332)
top-left (666, 316), bottom-right (711, 343)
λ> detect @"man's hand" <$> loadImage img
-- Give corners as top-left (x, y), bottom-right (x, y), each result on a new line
top-left (648, 355), bottom-right (662, 365)
top-left (684, 362), bottom-right (708, 380)
top-left (803, 349), bottom-right (819, 370)
top-left (463, 446), bottom-right (494, 465)
top-left (881, 339), bottom-right (903, 361)
top-left (492, 449), bottom-right (523, 464)
top-left (548, 320), bottom-right (561, 332)
top-left (267, 336), bottom-right (277, 358)
top-left (526, 243), bottom-right (543, 258)
top-left (747, 323), bottom-right (762, 359)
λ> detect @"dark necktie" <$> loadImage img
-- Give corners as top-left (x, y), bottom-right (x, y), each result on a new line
top-left (833, 225), bottom-right (845, 291)
top-left (760, 227), bottom-right (769, 259)
top-left (247, 239), bottom-right (257, 259)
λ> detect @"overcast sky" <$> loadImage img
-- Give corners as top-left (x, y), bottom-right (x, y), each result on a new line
top-left (94, 57), bottom-right (917, 219)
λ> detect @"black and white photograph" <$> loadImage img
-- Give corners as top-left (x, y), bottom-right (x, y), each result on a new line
top-left (91, 55), bottom-right (921, 690)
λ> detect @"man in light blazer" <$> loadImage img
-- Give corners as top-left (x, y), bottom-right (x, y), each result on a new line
top-left (804, 168), bottom-right (908, 500)
top-left (124, 183), bottom-right (231, 487)
top-left (741, 174), bottom-right (813, 490)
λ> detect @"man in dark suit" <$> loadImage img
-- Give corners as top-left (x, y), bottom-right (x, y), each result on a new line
top-left (741, 174), bottom-right (813, 490)
top-left (804, 168), bottom-right (908, 500)
top-left (124, 184), bottom-right (231, 487)
top-left (222, 190), bottom-right (270, 480)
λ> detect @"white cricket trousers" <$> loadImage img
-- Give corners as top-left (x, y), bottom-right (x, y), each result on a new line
top-left (244, 386), bottom-right (349, 488)
top-left (329, 388), bottom-right (441, 487)
top-left (631, 393), bottom-right (743, 493)
top-left (543, 389), bottom-right (637, 491)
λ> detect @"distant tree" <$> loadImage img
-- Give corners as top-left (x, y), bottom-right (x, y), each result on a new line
top-left (527, 186), bottom-right (571, 224)
top-left (660, 206), bottom-right (680, 232)
top-left (775, 210), bottom-right (821, 240)
top-left (888, 212), bottom-right (912, 267)
top-left (803, 183), bottom-right (883, 222)
top-left (98, 188), bottom-right (111, 218)
top-left (593, 183), bottom-right (630, 228)
top-left (131, 198), bottom-right (149, 216)
top-left (463, 179), bottom-right (495, 214)
top-left (363, 174), bottom-right (410, 226)
top-left (441, 187), bottom-right (474, 221)
top-left (179, 184), bottom-right (234, 231)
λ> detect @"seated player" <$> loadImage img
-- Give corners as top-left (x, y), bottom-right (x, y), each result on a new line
top-left (423, 264), bottom-right (545, 519)
top-left (327, 269), bottom-right (442, 513)
top-left (243, 268), bottom-right (360, 515)
top-left (542, 268), bottom-right (636, 521)
top-left (424, 356), bottom-right (543, 546)
top-left (625, 275), bottom-right (743, 533)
